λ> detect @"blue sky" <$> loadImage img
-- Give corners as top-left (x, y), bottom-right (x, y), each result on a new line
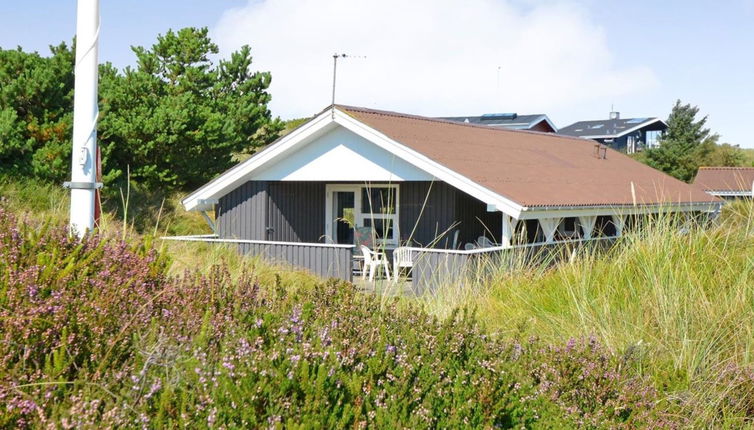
top-left (3, 1), bottom-right (752, 147)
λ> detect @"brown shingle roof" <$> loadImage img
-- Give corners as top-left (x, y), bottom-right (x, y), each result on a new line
top-left (339, 105), bottom-right (720, 208)
top-left (693, 167), bottom-right (754, 193)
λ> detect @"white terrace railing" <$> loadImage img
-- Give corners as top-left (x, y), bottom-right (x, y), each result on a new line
top-left (161, 235), bottom-right (355, 282)
top-left (161, 235), bottom-right (616, 292)
top-left (401, 236), bottom-right (617, 293)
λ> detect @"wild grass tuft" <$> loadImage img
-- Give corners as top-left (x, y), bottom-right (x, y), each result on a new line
top-left (420, 202), bottom-right (754, 426)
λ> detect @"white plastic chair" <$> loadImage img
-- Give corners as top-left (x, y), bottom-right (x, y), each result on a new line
top-left (360, 245), bottom-right (391, 282)
top-left (476, 236), bottom-right (494, 248)
top-left (392, 247), bottom-right (413, 280)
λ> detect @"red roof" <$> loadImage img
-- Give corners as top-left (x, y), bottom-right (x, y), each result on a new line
top-left (340, 105), bottom-right (720, 208)
top-left (693, 167), bottom-right (754, 193)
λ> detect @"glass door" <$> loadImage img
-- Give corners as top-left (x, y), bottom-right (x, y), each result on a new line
top-left (334, 191), bottom-right (356, 244)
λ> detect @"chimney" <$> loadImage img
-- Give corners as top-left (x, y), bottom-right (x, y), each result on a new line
top-left (609, 111), bottom-right (620, 120)
top-left (594, 143), bottom-right (607, 159)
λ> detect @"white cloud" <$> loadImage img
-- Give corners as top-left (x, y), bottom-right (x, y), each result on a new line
top-left (213, 0), bottom-right (658, 120)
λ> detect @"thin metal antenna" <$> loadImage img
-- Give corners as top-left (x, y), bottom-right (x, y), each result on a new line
top-left (331, 53), bottom-right (341, 118)
top-left (496, 65), bottom-right (502, 105)
top-left (331, 53), bottom-right (366, 118)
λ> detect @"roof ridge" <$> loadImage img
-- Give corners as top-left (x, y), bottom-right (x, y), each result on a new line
top-left (335, 104), bottom-right (587, 142)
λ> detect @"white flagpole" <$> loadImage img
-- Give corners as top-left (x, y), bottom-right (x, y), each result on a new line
top-left (68, 0), bottom-right (100, 238)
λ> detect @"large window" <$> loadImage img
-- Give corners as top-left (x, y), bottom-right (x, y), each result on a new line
top-left (361, 186), bottom-right (398, 244)
top-left (645, 130), bottom-right (661, 148)
top-left (361, 187), bottom-right (396, 215)
top-left (326, 184), bottom-right (400, 246)
top-left (627, 136), bottom-right (636, 154)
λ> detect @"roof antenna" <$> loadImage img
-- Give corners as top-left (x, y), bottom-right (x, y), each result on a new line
top-left (609, 103), bottom-right (620, 120)
top-left (331, 53), bottom-right (366, 118)
top-left (495, 65), bottom-right (503, 106)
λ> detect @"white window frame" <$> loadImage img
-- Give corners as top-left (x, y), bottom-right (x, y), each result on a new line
top-left (645, 130), bottom-right (661, 148)
top-left (325, 184), bottom-right (400, 247)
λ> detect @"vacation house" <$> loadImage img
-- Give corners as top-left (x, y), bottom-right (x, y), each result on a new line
top-left (558, 112), bottom-right (667, 154)
top-left (180, 105), bottom-right (721, 285)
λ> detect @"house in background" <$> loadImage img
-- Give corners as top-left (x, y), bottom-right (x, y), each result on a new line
top-left (179, 105), bottom-right (720, 286)
top-left (439, 113), bottom-right (557, 133)
top-left (693, 167), bottom-right (754, 199)
top-left (558, 111), bottom-right (667, 154)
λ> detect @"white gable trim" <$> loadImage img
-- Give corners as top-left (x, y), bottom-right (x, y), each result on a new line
top-left (531, 115), bottom-right (558, 132)
top-left (182, 107), bottom-right (525, 217)
top-left (182, 110), bottom-right (340, 211)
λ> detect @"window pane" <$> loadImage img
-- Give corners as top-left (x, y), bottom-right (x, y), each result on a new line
top-left (363, 218), bottom-right (394, 241)
top-left (361, 187), bottom-right (396, 214)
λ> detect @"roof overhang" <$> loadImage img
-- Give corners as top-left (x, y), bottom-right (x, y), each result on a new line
top-left (707, 190), bottom-right (753, 197)
top-left (577, 118), bottom-right (667, 139)
top-left (516, 201), bottom-right (722, 220)
top-left (182, 107), bottom-right (526, 217)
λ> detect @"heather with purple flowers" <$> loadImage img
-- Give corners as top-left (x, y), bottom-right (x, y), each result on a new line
top-left (0, 205), bottom-right (689, 428)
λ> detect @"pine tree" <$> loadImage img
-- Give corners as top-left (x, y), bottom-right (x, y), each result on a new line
top-left (0, 43), bottom-right (75, 181)
top-left (0, 28), bottom-right (283, 191)
top-left (643, 100), bottom-right (719, 182)
top-left (100, 27), bottom-right (283, 190)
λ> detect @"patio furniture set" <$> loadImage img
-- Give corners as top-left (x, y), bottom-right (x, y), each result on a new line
top-left (355, 234), bottom-right (496, 282)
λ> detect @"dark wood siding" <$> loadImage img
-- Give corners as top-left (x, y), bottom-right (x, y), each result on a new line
top-left (216, 181), bottom-right (268, 240)
top-left (216, 181), bottom-right (326, 242)
top-left (455, 188), bottom-right (501, 245)
top-left (217, 180), bottom-right (500, 249)
top-left (400, 181), bottom-right (458, 247)
top-left (399, 181), bottom-right (501, 249)
top-left (237, 242), bottom-right (352, 281)
top-left (411, 251), bottom-right (471, 292)
top-left (267, 182), bottom-right (326, 242)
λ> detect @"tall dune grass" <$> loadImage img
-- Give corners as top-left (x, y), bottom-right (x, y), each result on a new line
top-left (160, 239), bottom-right (320, 288)
top-left (0, 177), bottom-right (71, 225)
top-left (0, 176), bottom-right (320, 291)
top-left (420, 201), bottom-right (754, 426)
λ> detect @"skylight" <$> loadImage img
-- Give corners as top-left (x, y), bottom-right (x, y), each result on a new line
top-left (481, 113), bottom-right (517, 120)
